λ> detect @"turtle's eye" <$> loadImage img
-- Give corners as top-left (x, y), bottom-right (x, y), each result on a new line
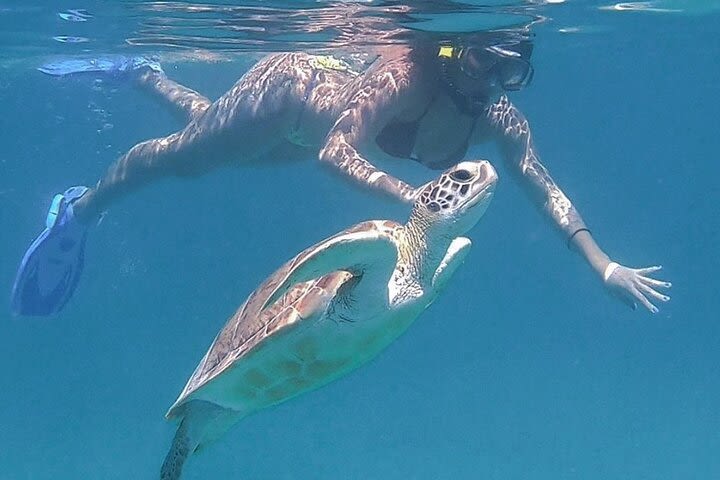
top-left (450, 169), bottom-right (473, 182)
top-left (427, 202), bottom-right (441, 213)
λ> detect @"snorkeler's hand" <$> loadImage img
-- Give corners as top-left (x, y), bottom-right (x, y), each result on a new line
top-left (603, 262), bottom-right (671, 313)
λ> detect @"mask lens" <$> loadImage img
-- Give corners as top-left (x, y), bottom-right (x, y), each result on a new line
top-left (498, 58), bottom-right (533, 91)
top-left (459, 47), bottom-right (496, 80)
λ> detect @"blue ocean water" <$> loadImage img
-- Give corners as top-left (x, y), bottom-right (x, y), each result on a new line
top-left (1, 1), bottom-right (718, 479)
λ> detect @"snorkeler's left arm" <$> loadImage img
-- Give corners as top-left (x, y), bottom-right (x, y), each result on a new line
top-left (319, 58), bottom-right (429, 203)
top-left (485, 95), bottom-right (671, 313)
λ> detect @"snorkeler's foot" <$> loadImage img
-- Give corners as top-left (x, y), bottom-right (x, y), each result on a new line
top-left (11, 186), bottom-right (92, 316)
top-left (37, 55), bottom-right (163, 78)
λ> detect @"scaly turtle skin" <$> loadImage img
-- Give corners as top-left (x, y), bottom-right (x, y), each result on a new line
top-left (160, 160), bottom-right (498, 480)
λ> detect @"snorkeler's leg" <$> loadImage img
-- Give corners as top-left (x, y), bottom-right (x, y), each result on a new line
top-left (71, 130), bottom-right (194, 222)
top-left (38, 54), bottom-right (211, 121)
top-left (11, 120), bottom-right (224, 316)
top-left (12, 53), bottom-right (313, 316)
top-left (485, 95), bottom-right (671, 313)
top-left (139, 70), bottom-right (211, 122)
top-left (73, 53), bottom-right (314, 221)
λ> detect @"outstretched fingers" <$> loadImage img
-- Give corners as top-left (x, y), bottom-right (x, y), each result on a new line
top-left (629, 265), bottom-right (671, 313)
top-left (636, 275), bottom-right (672, 289)
top-left (634, 265), bottom-right (662, 275)
top-left (637, 281), bottom-right (670, 304)
top-left (634, 265), bottom-right (671, 304)
top-left (630, 285), bottom-right (659, 313)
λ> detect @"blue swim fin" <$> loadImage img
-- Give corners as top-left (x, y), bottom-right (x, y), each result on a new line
top-left (37, 55), bottom-right (162, 77)
top-left (11, 186), bottom-right (91, 316)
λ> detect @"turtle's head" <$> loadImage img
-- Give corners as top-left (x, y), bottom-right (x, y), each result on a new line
top-left (412, 160), bottom-right (498, 237)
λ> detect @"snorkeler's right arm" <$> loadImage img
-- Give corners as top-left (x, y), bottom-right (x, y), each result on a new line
top-left (319, 59), bottom-right (429, 203)
top-left (485, 95), bottom-right (670, 313)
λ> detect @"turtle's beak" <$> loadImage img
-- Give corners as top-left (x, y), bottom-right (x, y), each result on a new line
top-left (462, 161), bottom-right (497, 210)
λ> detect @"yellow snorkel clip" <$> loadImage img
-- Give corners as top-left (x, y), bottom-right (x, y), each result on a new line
top-left (438, 45), bottom-right (459, 59)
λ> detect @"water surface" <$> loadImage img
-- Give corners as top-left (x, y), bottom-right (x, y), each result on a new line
top-left (0, 1), bottom-right (718, 479)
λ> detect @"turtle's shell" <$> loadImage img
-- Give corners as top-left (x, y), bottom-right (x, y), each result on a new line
top-left (167, 220), bottom-right (399, 417)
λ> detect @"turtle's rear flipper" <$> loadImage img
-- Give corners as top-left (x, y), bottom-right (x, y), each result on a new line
top-left (161, 401), bottom-right (240, 479)
top-left (161, 419), bottom-right (193, 480)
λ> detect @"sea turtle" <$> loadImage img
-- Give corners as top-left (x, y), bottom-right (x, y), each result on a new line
top-left (160, 160), bottom-right (498, 480)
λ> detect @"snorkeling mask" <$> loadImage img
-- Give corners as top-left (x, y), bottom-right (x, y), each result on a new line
top-left (438, 43), bottom-right (534, 92)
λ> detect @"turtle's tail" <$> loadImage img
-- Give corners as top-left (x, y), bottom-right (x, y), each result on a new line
top-left (160, 418), bottom-right (195, 480)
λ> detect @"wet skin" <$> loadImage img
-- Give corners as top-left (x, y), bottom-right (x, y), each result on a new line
top-left (70, 48), bottom-right (670, 312)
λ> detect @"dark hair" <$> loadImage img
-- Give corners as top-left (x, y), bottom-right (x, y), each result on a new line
top-left (410, 29), bottom-right (534, 64)
top-left (455, 31), bottom-right (532, 57)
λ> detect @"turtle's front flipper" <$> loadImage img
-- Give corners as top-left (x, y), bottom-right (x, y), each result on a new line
top-left (431, 237), bottom-right (472, 293)
top-left (259, 222), bottom-right (398, 314)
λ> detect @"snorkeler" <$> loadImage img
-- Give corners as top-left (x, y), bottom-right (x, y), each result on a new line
top-left (11, 34), bottom-right (671, 316)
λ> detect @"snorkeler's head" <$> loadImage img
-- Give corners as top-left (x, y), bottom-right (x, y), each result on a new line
top-left (437, 39), bottom-right (534, 93)
top-left (427, 32), bottom-right (534, 115)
